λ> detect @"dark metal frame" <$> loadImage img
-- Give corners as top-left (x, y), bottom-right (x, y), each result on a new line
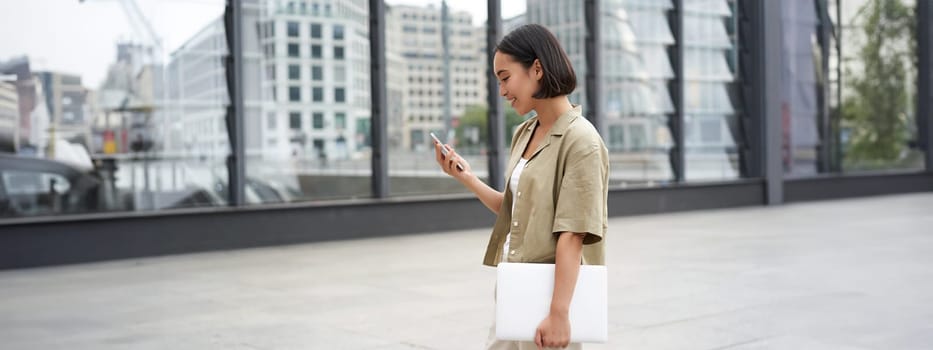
top-left (668, 0), bottom-right (685, 182)
top-left (223, 1), bottom-right (246, 205)
top-left (370, 0), bottom-right (389, 197)
top-left (486, 0), bottom-right (505, 190)
top-left (816, 0), bottom-right (834, 173)
top-left (920, 0), bottom-right (933, 173)
top-left (737, 0), bottom-right (784, 204)
top-left (0, 183), bottom-right (764, 269)
top-left (584, 0), bottom-right (603, 134)
top-left (1, 0), bottom-right (932, 270)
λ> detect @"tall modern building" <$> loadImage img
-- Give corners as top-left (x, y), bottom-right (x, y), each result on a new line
top-left (97, 43), bottom-right (165, 155)
top-left (35, 71), bottom-right (92, 156)
top-left (0, 81), bottom-right (18, 152)
top-left (165, 0), bottom-right (371, 163)
top-left (527, 0), bottom-right (740, 182)
top-left (164, 20), bottom-right (232, 159)
top-left (386, 4), bottom-right (487, 151)
top-left (385, 5), bottom-right (409, 151)
top-left (258, 0), bottom-right (371, 162)
top-left (0, 57), bottom-right (37, 152)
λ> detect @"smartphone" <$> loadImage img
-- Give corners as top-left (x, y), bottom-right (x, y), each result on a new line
top-left (430, 132), bottom-right (463, 171)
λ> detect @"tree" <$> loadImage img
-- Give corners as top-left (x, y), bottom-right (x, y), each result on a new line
top-left (455, 105), bottom-right (527, 148)
top-left (840, 0), bottom-right (916, 167)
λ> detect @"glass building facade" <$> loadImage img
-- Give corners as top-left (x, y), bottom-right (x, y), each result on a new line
top-left (0, 0), bottom-right (929, 224)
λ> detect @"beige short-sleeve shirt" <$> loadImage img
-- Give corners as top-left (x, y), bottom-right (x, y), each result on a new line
top-left (483, 105), bottom-right (609, 267)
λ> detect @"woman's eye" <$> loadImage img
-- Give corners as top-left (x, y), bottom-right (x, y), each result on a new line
top-left (502, 77), bottom-right (510, 82)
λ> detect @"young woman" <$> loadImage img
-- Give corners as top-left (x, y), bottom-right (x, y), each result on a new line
top-left (434, 24), bottom-right (609, 350)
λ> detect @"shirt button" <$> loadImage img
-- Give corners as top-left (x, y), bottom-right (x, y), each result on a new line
top-left (512, 221), bottom-right (518, 227)
top-left (517, 191), bottom-right (522, 197)
top-left (510, 250), bottom-right (516, 255)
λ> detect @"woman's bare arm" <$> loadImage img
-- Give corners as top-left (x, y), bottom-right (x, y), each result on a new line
top-left (435, 142), bottom-right (503, 215)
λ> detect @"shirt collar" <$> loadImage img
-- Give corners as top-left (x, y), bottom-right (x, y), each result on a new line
top-left (526, 104), bottom-right (582, 136)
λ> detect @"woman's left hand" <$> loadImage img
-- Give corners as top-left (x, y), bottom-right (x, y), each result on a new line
top-left (535, 312), bottom-right (571, 349)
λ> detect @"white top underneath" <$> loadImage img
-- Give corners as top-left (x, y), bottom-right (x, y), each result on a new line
top-left (503, 158), bottom-right (528, 261)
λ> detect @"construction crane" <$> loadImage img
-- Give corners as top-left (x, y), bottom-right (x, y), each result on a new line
top-left (80, 0), bottom-right (165, 156)
top-left (79, 0), bottom-right (164, 65)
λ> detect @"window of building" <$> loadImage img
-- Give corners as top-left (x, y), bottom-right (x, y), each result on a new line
top-left (609, 125), bottom-right (625, 151)
top-left (629, 124), bottom-right (647, 151)
top-left (288, 43), bottom-right (299, 58)
top-left (288, 65), bottom-right (300, 80)
top-left (289, 112), bottom-right (301, 130)
top-left (312, 87), bottom-right (323, 102)
top-left (311, 23), bottom-right (321, 39)
top-left (334, 24), bottom-right (344, 40)
top-left (287, 21), bottom-right (299, 37)
top-left (313, 112), bottom-right (324, 129)
top-left (334, 46), bottom-right (344, 60)
top-left (289, 86), bottom-right (301, 102)
top-left (312, 65), bottom-right (323, 81)
top-left (311, 44), bottom-right (322, 59)
top-left (335, 112), bottom-right (346, 129)
top-left (335, 87), bottom-right (345, 103)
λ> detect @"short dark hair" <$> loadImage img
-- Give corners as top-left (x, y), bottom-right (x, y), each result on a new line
top-left (495, 24), bottom-right (576, 99)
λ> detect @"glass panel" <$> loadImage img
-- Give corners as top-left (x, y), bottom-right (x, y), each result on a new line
top-left (833, 0), bottom-right (922, 172)
top-left (385, 1), bottom-right (489, 197)
top-left (0, 0), bottom-right (229, 219)
top-left (604, 0), bottom-right (676, 186)
top-left (683, 0), bottom-right (741, 181)
top-left (245, 0), bottom-right (372, 203)
top-left (782, 0), bottom-right (822, 176)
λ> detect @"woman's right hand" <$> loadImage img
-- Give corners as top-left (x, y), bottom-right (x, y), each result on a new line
top-left (434, 141), bottom-right (472, 182)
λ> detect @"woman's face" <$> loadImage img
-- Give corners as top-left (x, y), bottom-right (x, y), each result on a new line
top-left (493, 51), bottom-right (541, 116)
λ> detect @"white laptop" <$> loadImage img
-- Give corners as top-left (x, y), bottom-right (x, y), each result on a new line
top-left (496, 262), bottom-right (608, 343)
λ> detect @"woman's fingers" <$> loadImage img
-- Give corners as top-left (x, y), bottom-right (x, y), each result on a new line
top-left (445, 145), bottom-right (463, 173)
top-left (434, 142), bottom-right (444, 164)
top-left (434, 143), bottom-right (466, 175)
top-left (535, 328), bottom-right (543, 349)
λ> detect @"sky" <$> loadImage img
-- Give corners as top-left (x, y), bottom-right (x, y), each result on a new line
top-left (0, 0), bottom-right (525, 89)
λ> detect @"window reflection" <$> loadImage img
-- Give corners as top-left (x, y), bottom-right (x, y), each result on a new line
top-left (0, 1), bottom-right (230, 218)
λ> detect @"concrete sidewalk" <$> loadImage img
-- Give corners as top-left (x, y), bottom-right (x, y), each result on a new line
top-left (1, 193), bottom-right (932, 349)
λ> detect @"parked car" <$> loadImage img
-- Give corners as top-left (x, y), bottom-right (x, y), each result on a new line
top-left (0, 154), bottom-right (102, 218)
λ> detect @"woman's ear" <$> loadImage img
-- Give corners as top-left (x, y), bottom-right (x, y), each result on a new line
top-left (532, 59), bottom-right (543, 81)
